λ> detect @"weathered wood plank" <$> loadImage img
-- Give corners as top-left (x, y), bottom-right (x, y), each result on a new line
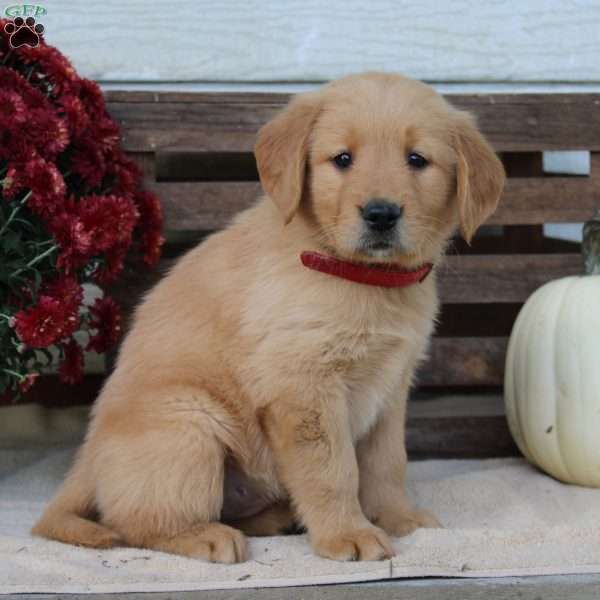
top-left (106, 94), bottom-right (600, 152)
top-left (489, 178), bottom-right (600, 225)
top-left (148, 178), bottom-right (599, 231)
top-left (436, 304), bottom-right (522, 338)
top-left (151, 182), bottom-right (262, 231)
top-left (419, 338), bottom-right (507, 386)
top-left (408, 395), bottom-right (517, 458)
top-left (437, 254), bottom-right (581, 303)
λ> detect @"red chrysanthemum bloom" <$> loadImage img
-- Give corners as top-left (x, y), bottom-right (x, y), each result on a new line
top-left (8, 155), bottom-right (67, 217)
top-left (70, 142), bottom-right (105, 188)
top-left (16, 44), bottom-right (79, 96)
top-left (78, 194), bottom-right (139, 253)
top-left (134, 190), bottom-right (165, 265)
top-left (0, 66), bottom-right (48, 109)
top-left (93, 242), bottom-right (128, 284)
top-left (59, 93), bottom-right (91, 136)
top-left (107, 153), bottom-right (140, 196)
top-left (0, 89), bottom-right (27, 127)
top-left (44, 276), bottom-right (84, 314)
top-left (58, 338), bottom-right (84, 384)
top-left (50, 211), bottom-right (94, 273)
top-left (27, 107), bottom-right (70, 160)
top-left (89, 116), bottom-right (120, 152)
top-left (87, 297), bottom-right (121, 353)
top-left (77, 78), bottom-right (105, 118)
top-left (14, 295), bottom-right (78, 348)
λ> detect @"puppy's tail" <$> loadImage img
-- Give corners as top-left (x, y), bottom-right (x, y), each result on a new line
top-left (31, 462), bottom-right (122, 549)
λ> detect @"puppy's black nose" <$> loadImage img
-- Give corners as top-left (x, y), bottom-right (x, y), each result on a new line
top-left (362, 200), bottom-right (403, 232)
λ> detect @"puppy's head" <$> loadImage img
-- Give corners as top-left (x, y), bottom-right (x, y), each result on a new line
top-left (255, 72), bottom-right (505, 267)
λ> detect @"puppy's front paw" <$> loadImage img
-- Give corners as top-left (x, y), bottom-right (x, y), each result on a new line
top-left (313, 525), bottom-right (395, 561)
top-left (377, 508), bottom-right (442, 538)
top-left (187, 523), bottom-right (249, 563)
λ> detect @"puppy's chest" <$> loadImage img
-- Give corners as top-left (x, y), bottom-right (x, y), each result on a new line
top-left (320, 327), bottom-right (419, 441)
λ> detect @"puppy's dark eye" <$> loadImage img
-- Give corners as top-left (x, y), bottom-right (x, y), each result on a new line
top-left (407, 152), bottom-right (428, 169)
top-left (333, 152), bottom-right (352, 170)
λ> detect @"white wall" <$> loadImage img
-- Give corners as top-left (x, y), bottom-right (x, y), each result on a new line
top-left (40, 0), bottom-right (600, 85)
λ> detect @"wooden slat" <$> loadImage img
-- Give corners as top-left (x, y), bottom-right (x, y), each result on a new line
top-left (128, 152), bottom-right (156, 179)
top-left (489, 177), bottom-right (600, 225)
top-left (419, 338), bottom-right (507, 386)
top-left (106, 93), bottom-right (600, 152)
top-left (155, 150), bottom-right (258, 182)
top-left (436, 304), bottom-right (522, 337)
top-left (149, 182), bottom-right (262, 231)
top-left (146, 178), bottom-right (598, 231)
top-left (407, 394), bottom-right (518, 458)
top-left (438, 254), bottom-right (581, 303)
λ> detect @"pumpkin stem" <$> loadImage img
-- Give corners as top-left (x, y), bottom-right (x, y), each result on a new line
top-left (582, 211), bottom-right (600, 275)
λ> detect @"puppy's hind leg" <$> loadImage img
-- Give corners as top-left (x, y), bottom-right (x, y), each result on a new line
top-left (96, 388), bottom-right (249, 563)
top-left (227, 501), bottom-right (305, 537)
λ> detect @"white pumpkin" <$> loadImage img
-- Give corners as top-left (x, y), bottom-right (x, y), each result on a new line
top-left (505, 218), bottom-right (600, 487)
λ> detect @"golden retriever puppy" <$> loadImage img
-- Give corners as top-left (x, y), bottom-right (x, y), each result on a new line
top-left (32, 72), bottom-right (505, 563)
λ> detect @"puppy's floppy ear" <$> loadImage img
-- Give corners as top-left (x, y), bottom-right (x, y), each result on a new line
top-left (453, 111), bottom-right (506, 243)
top-left (254, 92), bottom-right (322, 224)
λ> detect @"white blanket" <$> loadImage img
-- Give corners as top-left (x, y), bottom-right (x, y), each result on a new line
top-left (1, 404), bottom-right (600, 593)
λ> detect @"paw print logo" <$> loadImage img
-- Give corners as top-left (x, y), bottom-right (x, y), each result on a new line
top-left (4, 17), bottom-right (45, 49)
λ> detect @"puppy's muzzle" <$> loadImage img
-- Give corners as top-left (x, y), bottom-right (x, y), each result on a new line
top-left (361, 199), bottom-right (403, 232)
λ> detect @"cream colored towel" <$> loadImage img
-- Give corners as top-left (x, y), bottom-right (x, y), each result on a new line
top-left (1, 404), bottom-right (600, 593)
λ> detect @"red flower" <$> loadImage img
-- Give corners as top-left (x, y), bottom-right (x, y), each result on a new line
top-left (14, 295), bottom-right (78, 348)
top-left (0, 67), bottom-right (47, 109)
top-left (134, 191), bottom-right (164, 265)
top-left (0, 89), bottom-right (26, 127)
top-left (50, 211), bottom-right (94, 273)
top-left (44, 276), bottom-right (83, 314)
top-left (77, 78), bottom-right (105, 118)
top-left (78, 194), bottom-right (139, 253)
top-left (59, 338), bottom-right (84, 384)
top-left (108, 153), bottom-right (140, 196)
top-left (17, 45), bottom-right (78, 96)
top-left (89, 116), bottom-right (120, 152)
top-left (93, 243), bottom-right (127, 283)
top-left (59, 93), bottom-right (90, 136)
top-left (50, 196), bottom-right (138, 275)
top-left (8, 155), bottom-right (67, 217)
top-left (87, 296), bottom-right (121, 353)
top-left (28, 107), bottom-right (70, 160)
top-left (140, 228), bottom-right (164, 266)
top-left (70, 142), bottom-right (105, 188)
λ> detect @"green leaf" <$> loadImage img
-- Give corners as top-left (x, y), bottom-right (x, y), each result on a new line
top-left (2, 229), bottom-right (22, 251)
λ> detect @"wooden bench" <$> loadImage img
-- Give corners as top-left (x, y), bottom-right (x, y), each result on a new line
top-left (16, 92), bottom-right (600, 459)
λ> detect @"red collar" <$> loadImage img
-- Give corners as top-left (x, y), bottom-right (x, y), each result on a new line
top-left (300, 251), bottom-right (433, 288)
